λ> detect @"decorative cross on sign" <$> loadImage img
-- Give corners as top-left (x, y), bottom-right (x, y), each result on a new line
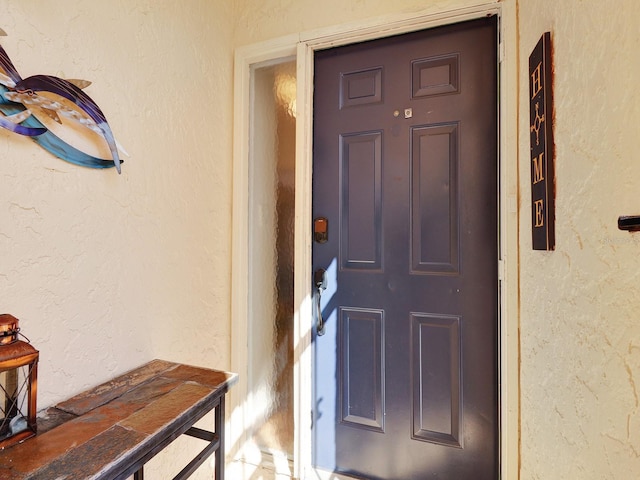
top-left (529, 32), bottom-right (555, 250)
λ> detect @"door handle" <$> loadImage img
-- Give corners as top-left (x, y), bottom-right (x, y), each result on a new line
top-left (314, 268), bottom-right (327, 336)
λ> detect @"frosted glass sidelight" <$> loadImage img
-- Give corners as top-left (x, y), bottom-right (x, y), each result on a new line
top-left (248, 60), bottom-right (296, 461)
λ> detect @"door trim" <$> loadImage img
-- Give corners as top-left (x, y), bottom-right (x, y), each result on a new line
top-left (231, 2), bottom-right (519, 479)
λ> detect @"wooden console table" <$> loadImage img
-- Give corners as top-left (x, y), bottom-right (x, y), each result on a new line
top-left (0, 359), bottom-right (237, 479)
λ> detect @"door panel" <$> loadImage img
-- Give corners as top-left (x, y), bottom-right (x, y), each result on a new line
top-left (340, 307), bottom-right (385, 431)
top-left (340, 132), bottom-right (383, 270)
top-left (312, 17), bottom-right (498, 480)
top-left (411, 312), bottom-right (461, 447)
top-left (411, 122), bottom-right (460, 274)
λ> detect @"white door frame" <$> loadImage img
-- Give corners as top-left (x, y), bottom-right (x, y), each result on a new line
top-left (231, 2), bottom-right (519, 479)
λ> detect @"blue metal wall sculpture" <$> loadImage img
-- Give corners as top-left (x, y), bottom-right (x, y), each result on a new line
top-left (0, 31), bottom-right (122, 173)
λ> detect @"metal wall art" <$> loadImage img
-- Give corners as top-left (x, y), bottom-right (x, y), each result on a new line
top-left (0, 29), bottom-right (123, 173)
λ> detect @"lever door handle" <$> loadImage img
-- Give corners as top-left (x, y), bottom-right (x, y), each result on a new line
top-left (314, 268), bottom-right (327, 336)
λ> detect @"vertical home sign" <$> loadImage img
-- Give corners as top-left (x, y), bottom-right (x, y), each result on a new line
top-left (529, 32), bottom-right (555, 250)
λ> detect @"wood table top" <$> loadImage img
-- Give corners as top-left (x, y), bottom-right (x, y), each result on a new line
top-left (0, 359), bottom-right (237, 480)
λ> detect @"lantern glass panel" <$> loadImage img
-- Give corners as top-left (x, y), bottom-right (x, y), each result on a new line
top-left (0, 340), bottom-right (38, 448)
top-left (0, 363), bottom-right (33, 441)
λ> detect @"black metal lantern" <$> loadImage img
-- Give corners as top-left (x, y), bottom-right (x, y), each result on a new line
top-left (0, 314), bottom-right (38, 449)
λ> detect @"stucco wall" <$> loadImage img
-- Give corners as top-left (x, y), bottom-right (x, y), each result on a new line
top-left (0, 0), bottom-right (233, 425)
top-left (1, 3), bottom-right (234, 477)
top-left (234, 0), bottom-right (475, 46)
top-left (518, 1), bottom-right (640, 478)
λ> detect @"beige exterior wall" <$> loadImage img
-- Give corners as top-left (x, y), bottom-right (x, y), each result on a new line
top-left (518, 1), bottom-right (640, 478)
top-left (1, 0), bottom-right (639, 478)
top-left (234, 0), bottom-right (475, 46)
top-left (0, 2), bottom-right (234, 477)
top-left (0, 0), bottom-right (233, 421)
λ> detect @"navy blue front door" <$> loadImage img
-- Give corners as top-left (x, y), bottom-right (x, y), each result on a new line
top-left (312, 17), bottom-right (498, 480)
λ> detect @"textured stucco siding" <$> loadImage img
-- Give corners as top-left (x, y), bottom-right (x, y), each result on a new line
top-left (518, 1), bottom-right (640, 479)
top-left (0, 2), bottom-right (234, 477)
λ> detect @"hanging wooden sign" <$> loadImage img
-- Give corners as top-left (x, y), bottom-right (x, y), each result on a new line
top-left (529, 32), bottom-right (555, 250)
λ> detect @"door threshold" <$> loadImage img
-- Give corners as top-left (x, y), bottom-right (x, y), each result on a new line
top-left (304, 469), bottom-right (367, 480)
top-left (229, 448), bottom-right (294, 480)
